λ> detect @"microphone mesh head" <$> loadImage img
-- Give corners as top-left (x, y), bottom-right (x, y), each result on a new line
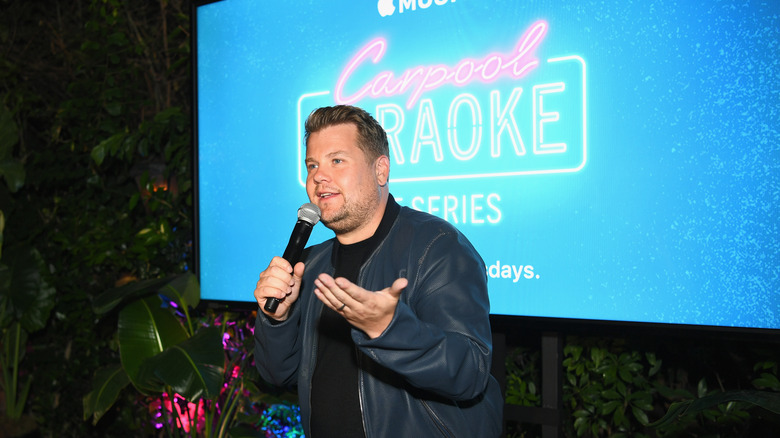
top-left (298, 202), bottom-right (321, 225)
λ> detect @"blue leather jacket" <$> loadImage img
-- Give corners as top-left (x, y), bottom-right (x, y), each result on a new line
top-left (254, 205), bottom-right (503, 437)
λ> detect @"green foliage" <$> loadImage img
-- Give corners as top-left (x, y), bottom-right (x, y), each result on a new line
top-left (82, 364), bottom-right (131, 426)
top-left (0, 102), bottom-right (24, 193)
top-left (563, 338), bottom-right (658, 437)
top-left (753, 361), bottom-right (780, 391)
top-left (0, 247), bottom-right (56, 333)
top-left (0, 100), bottom-right (56, 423)
top-left (506, 337), bottom-right (780, 437)
top-left (82, 276), bottom-right (275, 437)
top-left (117, 294), bottom-right (191, 395)
top-left (147, 327), bottom-right (225, 401)
top-left (83, 275), bottom-right (227, 434)
top-left (1, 322), bottom-right (31, 419)
top-left (0, 0), bottom-right (193, 434)
top-left (651, 389), bottom-right (780, 429)
top-left (505, 346), bottom-right (541, 407)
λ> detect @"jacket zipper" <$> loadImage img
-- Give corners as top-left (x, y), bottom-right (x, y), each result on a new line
top-left (421, 399), bottom-right (456, 437)
top-left (356, 345), bottom-right (369, 438)
top-left (306, 306), bottom-right (319, 433)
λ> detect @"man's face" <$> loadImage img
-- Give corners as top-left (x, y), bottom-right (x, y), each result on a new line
top-left (305, 123), bottom-right (386, 240)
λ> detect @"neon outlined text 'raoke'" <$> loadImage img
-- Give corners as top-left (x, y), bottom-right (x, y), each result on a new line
top-left (335, 20), bottom-right (548, 109)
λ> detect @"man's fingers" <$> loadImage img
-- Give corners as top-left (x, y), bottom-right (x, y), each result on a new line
top-left (292, 261), bottom-right (306, 282)
top-left (328, 275), bottom-right (407, 302)
top-left (314, 275), bottom-right (345, 309)
top-left (388, 278), bottom-right (408, 298)
top-left (267, 255), bottom-right (293, 273)
top-left (257, 259), bottom-right (304, 302)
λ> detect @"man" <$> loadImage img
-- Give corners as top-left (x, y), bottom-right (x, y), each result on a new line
top-left (253, 105), bottom-right (503, 437)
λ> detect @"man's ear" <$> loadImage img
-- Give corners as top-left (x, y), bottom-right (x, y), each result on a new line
top-left (376, 155), bottom-right (390, 186)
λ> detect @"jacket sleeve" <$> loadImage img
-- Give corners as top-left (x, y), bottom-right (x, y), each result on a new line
top-left (253, 303), bottom-right (303, 388)
top-left (352, 229), bottom-right (494, 401)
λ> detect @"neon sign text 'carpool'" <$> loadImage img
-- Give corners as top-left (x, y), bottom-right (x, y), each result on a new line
top-left (335, 20), bottom-right (548, 109)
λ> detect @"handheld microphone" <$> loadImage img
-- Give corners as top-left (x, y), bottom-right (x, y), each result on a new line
top-left (263, 202), bottom-right (321, 313)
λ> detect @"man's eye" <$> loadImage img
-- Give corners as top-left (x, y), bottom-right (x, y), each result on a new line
top-left (307, 164), bottom-right (318, 171)
top-left (333, 159), bottom-right (343, 164)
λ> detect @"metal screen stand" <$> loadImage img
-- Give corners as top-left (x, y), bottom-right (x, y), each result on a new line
top-left (494, 330), bottom-right (563, 437)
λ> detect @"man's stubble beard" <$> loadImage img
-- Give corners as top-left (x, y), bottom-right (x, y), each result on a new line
top-left (321, 186), bottom-right (382, 236)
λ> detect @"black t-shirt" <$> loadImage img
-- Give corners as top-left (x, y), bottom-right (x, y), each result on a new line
top-left (309, 196), bottom-right (400, 437)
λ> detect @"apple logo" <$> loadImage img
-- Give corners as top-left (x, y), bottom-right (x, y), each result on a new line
top-left (377, 0), bottom-right (395, 17)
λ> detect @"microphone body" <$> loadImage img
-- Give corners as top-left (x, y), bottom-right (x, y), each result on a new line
top-left (264, 203), bottom-right (321, 313)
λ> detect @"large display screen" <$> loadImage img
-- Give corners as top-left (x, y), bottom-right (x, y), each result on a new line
top-left (194, 0), bottom-right (779, 331)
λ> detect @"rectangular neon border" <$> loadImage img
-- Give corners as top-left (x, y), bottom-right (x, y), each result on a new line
top-left (296, 55), bottom-right (586, 186)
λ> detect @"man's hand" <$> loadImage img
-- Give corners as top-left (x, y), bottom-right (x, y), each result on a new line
top-left (254, 257), bottom-right (305, 321)
top-left (313, 274), bottom-right (408, 339)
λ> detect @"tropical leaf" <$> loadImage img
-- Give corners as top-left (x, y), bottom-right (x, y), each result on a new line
top-left (82, 364), bottom-right (131, 425)
top-left (145, 326), bottom-right (225, 401)
top-left (159, 272), bottom-right (200, 310)
top-left (0, 210), bottom-right (5, 260)
top-left (2, 246), bottom-right (55, 332)
top-left (91, 131), bottom-right (127, 166)
top-left (1, 322), bottom-right (32, 418)
top-left (650, 390), bottom-right (780, 428)
top-left (118, 294), bottom-right (188, 394)
top-left (0, 160), bottom-right (25, 193)
top-left (1, 321), bottom-right (27, 366)
top-left (0, 102), bottom-right (25, 192)
top-left (92, 275), bottom-right (177, 315)
top-left (0, 101), bottom-right (19, 157)
top-left (0, 263), bottom-right (11, 328)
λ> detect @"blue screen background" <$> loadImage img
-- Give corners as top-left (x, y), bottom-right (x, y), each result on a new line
top-left (196, 0), bottom-right (779, 329)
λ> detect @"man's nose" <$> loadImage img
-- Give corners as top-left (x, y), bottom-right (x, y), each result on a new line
top-left (312, 166), bottom-right (329, 183)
